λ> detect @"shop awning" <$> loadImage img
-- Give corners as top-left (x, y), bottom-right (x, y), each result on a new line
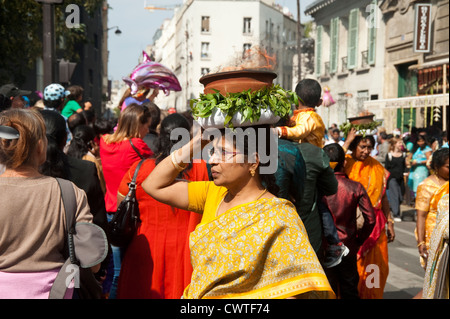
top-left (364, 94), bottom-right (449, 109)
top-left (408, 58), bottom-right (449, 70)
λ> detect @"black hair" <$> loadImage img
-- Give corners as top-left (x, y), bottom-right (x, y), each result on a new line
top-left (66, 125), bottom-right (96, 159)
top-left (349, 135), bottom-right (376, 153)
top-left (411, 134), bottom-right (429, 154)
top-left (0, 94), bottom-right (11, 112)
top-left (44, 98), bottom-right (64, 111)
top-left (83, 109), bottom-right (96, 125)
top-left (142, 101), bottom-right (161, 131)
top-left (68, 112), bottom-right (87, 133)
top-left (155, 113), bottom-right (192, 177)
top-left (294, 78), bottom-right (322, 107)
top-left (323, 143), bottom-right (346, 172)
top-left (94, 118), bottom-right (114, 136)
top-left (38, 110), bottom-right (69, 179)
top-left (431, 147), bottom-right (449, 172)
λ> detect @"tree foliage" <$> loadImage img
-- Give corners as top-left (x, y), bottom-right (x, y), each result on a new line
top-left (0, 0), bottom-right (103, 85)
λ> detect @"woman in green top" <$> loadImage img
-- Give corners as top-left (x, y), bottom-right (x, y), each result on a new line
top-left (61, 85), bottom-right (84, 118)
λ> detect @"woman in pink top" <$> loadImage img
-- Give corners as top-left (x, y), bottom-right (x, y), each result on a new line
top-left (99, 103), bottom-right (153, 298)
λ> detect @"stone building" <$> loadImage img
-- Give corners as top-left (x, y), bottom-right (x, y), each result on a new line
top-left (305, 0), bottom-right (386, 128)
top-left (364, 0), bottom-right (449, 133)
top-left (149, 0), bottom-right (299, 112)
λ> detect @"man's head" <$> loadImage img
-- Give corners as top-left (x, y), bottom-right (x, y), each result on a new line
top-left (0, 84), bottom-right (31, 109)
top-left (331, 128), bottom-right (341, 142)
top-left (294, 79), bottom-right (322, 108)
top-left (43, 83), bottom-right (68, 111)
top-left (323, 143), bottom-right (346, 172)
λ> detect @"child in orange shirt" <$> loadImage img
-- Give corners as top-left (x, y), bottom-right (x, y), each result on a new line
top-left (278, 79), bottom-right (348, 268)
top-left (276, 79), bottom-right (326, 148)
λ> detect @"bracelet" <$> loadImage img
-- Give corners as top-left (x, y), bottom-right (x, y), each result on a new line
top-left (171, 151), bottom-right (187, 172)
top-left (417, 241), bottom-right (426, 247)
top-left (387, 218), bottom-right (394, 224)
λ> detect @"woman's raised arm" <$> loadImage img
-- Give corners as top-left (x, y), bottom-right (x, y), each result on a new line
top-left (142, 130), bottom-right (206, 210)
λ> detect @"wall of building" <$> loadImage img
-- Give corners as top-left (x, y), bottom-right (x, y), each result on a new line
top-left (380, 0), bottom-right (449, 132)
top-left (307, 0), bottom-right (386, 128)
top-left (151, 0), bottom-right (298, 112)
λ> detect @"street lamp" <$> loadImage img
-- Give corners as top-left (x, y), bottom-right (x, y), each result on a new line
top-left (106, 26), bottom-right (122, 35)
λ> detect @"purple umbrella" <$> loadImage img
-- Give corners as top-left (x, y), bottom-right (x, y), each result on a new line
top-left (122, 51), bottom-right (182, 96)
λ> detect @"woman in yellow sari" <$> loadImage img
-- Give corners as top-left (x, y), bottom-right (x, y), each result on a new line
top-left (415, 147), bottom-right (449, 269)
top-left (343, 129), bottom-right (395, 299)
top-left (422, 193), bottom-right (449, 299)
top-left (142, 125), bottom-right (334, 299)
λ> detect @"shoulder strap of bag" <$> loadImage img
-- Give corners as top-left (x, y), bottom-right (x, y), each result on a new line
top-left (131, 159), bottom-right (146, 185)
top-left (129, 139), bottom-right (144, 159)
top-left (49, 178), bottom-right (78, 299)
top-left (125, 159), bottom-right (146, 197)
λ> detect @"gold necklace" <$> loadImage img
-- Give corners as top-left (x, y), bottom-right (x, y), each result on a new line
top-left (255, 188), bottom-right (268, 201)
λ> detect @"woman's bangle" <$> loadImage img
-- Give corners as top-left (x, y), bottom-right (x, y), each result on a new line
top-left (171, 151), bottom-right (187, 172)
top-left (388, 218), bottom-right (394, 224)
top-left (417, 241), bottom-right (426, 247)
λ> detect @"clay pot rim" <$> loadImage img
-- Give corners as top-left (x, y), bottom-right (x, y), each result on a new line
top-left (199, 69), bottom-right (277, 85)
top-left (347, 114), bottom-right (375, 124)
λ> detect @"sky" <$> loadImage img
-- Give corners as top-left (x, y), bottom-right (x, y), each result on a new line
top-left (107, 0), bottom-right (315, 82)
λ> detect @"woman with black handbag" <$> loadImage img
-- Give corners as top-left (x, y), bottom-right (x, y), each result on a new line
top-left (99, 103), bottom-right (153, 299)
top-left (115, 114), bottom-right (210, 299)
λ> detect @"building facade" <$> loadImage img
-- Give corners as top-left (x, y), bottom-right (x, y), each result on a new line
top-left (150, 0), bottom-right (299, 112)
top-left (305, 0), bottom-right (386, 128)
top-left (364, 0), bottom-right (449, 133)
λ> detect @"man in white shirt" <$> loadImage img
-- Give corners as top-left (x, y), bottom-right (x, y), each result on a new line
top-left (325, 128), bottom-right (344, 146)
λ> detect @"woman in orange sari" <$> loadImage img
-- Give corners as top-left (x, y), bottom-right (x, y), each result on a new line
top-left (415, 147), bottom-right (449, 269)
top-left (343, 129), bottom-right (395, 299)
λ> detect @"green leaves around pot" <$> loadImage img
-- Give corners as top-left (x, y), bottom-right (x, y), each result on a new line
top-left (190, 84), bottom-right (298, 129)
top-left (339, 120), bottom-right (383, 138)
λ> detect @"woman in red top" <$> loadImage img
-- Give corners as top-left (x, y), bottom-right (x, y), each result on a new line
top-left (116, 114), bottom-right (209, 299)
top-left (100, 103), bottom-right (153, 298)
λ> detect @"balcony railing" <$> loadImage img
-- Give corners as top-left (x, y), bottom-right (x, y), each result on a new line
top-left (361, 50), bottom-right (369, 68)
top-left (341, 56), bottom-right (348, 73)
top-left (324, 62), bottom-right (330, 76)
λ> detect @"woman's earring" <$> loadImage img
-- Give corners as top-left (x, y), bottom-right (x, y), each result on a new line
top-left (250, 169), bottom-right (255, 177)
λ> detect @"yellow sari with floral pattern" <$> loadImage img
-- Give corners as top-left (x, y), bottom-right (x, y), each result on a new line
top-left (183, 181), bottom-right (334, 299)
top-left (415, 177), bottom-right (448, 268)
top-left (423, 194), bottom-right (449, 299)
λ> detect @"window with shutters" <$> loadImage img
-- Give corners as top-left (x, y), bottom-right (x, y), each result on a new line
top-left (243, 17), bottom-right (252, 34)
top-left (201, 42), bottom-right (210, 59)
top-left (201, 68), bottom-right (210, 76)
top-left (315, 25), bottom-right (323, 76)
top-left (243, 43), bottom-right (252, 58)
top-left (367, 1), bottom-right (377, 65)
top-left (330, 17), bottom-right (339, 74)
top-left (201, 16), bottom-right (210, 33)
top-left (347, 8), bottom-right (359, 69)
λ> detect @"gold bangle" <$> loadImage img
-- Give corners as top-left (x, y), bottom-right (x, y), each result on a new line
top-left (171, 151), bottom-right (187, 172)
top-left (417, 241), bottom-right (426, 247)
top-left (388, 218), bottom-right (394, 224)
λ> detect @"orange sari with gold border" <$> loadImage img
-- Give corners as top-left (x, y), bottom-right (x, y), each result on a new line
top-left (345, 155), bottom-right (389, 299)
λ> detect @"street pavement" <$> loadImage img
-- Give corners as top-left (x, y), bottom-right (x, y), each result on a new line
top-left (383, 205), bottom-right (425, 299)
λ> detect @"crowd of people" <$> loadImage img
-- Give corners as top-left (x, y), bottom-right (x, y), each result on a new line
top-left (0, 80), bottom-right (448, 300)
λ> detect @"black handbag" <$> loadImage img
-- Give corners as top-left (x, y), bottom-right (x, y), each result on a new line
top-left (108, 158), bottom-right (145, 247)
